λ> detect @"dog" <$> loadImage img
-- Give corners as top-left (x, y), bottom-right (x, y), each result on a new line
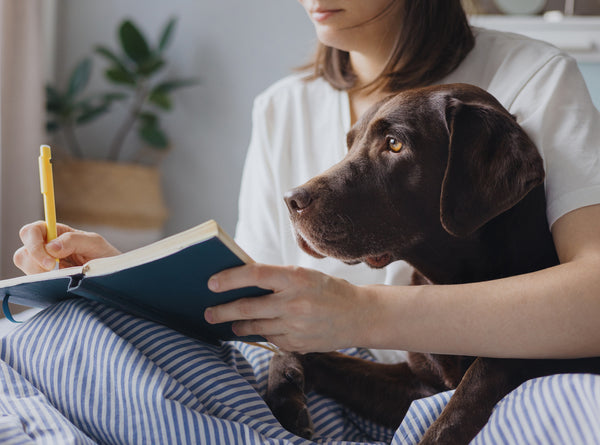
top-left (264, 83), bottom-right (600, 444)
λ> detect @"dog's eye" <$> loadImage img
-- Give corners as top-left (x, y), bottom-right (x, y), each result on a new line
top-left (387, 137), bottom-right (403, 153)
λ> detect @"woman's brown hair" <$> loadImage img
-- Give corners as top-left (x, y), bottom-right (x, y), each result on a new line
top-left (304, 0), bottom-right (475, 93)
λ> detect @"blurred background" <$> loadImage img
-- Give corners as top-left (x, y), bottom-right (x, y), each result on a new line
top-left (0, 0), bottom-right (599, 280)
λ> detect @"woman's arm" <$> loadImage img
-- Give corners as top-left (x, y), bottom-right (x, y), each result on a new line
top-left (205, 204), bottom-right (600, 358)
top-left (366, 204), bottom-right (600, 359)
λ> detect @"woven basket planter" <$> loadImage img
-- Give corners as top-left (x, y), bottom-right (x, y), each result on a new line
top-left (53, 159), bottom-right (168, 251)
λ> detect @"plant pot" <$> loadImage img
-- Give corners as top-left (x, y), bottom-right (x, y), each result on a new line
top-left (53, 159), bottom-right (169, 251)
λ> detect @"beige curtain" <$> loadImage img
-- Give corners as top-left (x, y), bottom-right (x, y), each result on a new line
top-left (0, 0), bottom-right (44, 279)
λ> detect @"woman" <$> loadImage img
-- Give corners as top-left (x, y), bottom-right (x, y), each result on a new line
top-left (12, 1), bottom-right (600, 443)
top-left (207, 1), bottom-right (600, 358)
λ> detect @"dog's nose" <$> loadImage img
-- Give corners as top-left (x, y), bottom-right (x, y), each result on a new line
top-left (284, 187), bottom-right (313, 213)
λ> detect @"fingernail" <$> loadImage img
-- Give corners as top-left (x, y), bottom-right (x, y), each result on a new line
top-left (208, 277), bottom-right (218, 291)
top-left (46, 240), bottom-right (61, 254)
top-left (204, 308), bottom-right (214, 323)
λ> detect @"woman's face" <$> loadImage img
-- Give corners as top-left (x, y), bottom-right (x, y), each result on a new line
top-left (296, 0), bottom-right (402, 52)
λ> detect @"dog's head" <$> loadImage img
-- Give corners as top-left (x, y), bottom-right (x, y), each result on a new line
top-left (284, 83), bottom-right (545, 268)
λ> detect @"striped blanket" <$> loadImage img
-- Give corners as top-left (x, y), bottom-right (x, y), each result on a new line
top-left (0, 299), bottom-right (598, 444)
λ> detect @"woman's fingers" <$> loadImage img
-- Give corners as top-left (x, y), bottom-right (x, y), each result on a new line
top-left (205, 294), bottom-right (282, 324)
top-left (14, 221), bottom-right (121, 275)
top-left (210, 263), bottom-right (308, 292)
top-left (204, 263), bottom-right (371, 352)
top-left (232, 318), bottom-right (284, 337)
top-left (17, 221), bottom-right (57, 272)
top-left (13, 246), bottom-right (49, 274)
top-left (46, 230), bottom-right (120, 261)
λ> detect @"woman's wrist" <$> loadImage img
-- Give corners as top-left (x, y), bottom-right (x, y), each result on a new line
top-left (356, 283), bottom-right (425, 351)
top-left (354, 284), bottom-right (400, 349)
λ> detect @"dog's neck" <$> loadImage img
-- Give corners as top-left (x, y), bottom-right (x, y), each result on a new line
top-left (406, 186), bottom-right (559, 285)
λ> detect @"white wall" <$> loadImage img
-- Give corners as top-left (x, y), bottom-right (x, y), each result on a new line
top-left (55, 0), bottom-right (315, 236)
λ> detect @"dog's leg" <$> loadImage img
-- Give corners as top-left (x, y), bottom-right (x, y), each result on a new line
top-left (420, 356), bottom-right (600, 445)
top-left (267, 351), bottom-right (441, 436)
top-left (419, 357), bottom-right (524, 445)
top-left (299, 352), bottom-right (441, 428)
top-left (266, 351), bottom-right (314, 439)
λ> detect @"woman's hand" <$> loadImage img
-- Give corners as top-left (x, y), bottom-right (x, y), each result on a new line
top-left (13, 221), bottom-right (121, 274)
top-left (204, 263), bottom-right (375, 352)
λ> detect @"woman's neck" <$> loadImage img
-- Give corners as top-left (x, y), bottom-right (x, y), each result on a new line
top-left (347, 51), bottom-right (390, 125)
top-left (348, 88), bottom-right (388, 127)
top-left (346, 22), bottom-right (399, 125)
top-left (347, 51), bottom-right (391, 126)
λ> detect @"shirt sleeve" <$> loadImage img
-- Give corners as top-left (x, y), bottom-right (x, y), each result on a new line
top-left (509, 53), bottom-right (600, 227)
top-left (233, 94), bottom-right (285, 264)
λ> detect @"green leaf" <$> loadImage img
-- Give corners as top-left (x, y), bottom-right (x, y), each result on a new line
top-left (46, 84), bottom-right (62, 102)
top-left (72, 97), bottom-right (98, 112)
top-left (105, 67), bottom-right (137, 86)
top-left (138, 111), bottom-right (158, 126)
top-left (148, 90), bottom-right (172, 110)
top-left (138, 122), bottom-right (168, 148)
top-left (46, 120), bottom-right (60, 133)
top-left (76, 103), bottom-right (111, 125)
top-left (67, 58), bottom-right (92, 98)
top-left (136, 57), bottom-right (165, 76)
top-left (158, 18), bottom-right (177, 52)
top-left (59, 102), bottom-right (77, 119)
top-left (46, 85), bottom-right (65, 114)
top-left (95, 45), bottom-right (129, 72)
top-left (153, 78), bottom-right (199, 94)
top-left (119, 20), bottom-right (151, 64)
top-left (46, 100), bottom-right (63, 114)
top-left (101, 92), bottom-right (129, 102)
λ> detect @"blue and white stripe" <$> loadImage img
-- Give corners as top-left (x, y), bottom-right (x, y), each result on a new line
top-left (0, 298), bottom-right (599, 444)
top-left (390, 373), bottom-right (600, 445)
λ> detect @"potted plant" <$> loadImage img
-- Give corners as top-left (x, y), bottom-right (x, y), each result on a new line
top-left (46, 18), bottom-right (198, 250)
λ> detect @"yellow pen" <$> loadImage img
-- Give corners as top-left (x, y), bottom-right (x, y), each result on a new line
top-left (38, 145), bottom-right (59, 269)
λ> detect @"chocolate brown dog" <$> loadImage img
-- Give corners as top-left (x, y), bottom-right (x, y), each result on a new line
top-left (264, 83), bottom-right (600, 444)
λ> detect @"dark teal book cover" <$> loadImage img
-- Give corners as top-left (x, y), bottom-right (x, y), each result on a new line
top-left (0, 221), bottom-right (269, 344)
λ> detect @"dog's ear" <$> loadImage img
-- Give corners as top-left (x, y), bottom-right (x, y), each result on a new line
top-left (440, 98), bottom-right (545, 237)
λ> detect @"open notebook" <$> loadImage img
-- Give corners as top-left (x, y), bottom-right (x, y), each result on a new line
top-left (0, 220), bottom-right (268, 343)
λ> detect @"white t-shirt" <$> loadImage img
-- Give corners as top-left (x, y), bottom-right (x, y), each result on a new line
top-left (235, 27), bottom-right (600, 287)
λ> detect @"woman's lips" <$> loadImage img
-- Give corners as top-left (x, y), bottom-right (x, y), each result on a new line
top-left (311, 9), bottom-right (343, 22)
